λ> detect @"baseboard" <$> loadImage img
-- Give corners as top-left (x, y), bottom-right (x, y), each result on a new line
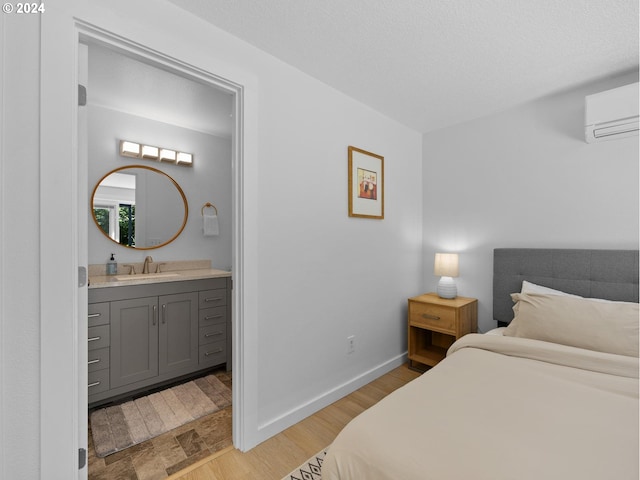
top-left (255, 352), bottom-right (408, 443)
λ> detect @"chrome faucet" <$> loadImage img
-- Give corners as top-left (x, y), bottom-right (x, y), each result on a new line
top-left (142, 255), bottom-right (153, 274)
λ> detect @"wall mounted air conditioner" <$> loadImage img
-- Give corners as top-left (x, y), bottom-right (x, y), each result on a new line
top-left (585, 82), bottom-right (639, 143)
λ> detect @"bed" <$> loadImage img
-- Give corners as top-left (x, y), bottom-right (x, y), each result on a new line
top-left (323, 248), bottom-right (639, 480)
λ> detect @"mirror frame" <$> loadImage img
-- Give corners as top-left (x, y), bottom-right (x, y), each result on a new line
top-left (91, 164), bottom-right (189, 250)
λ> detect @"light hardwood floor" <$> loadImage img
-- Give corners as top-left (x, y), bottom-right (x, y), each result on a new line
top-left (169, 364), bottom-right (421, 480)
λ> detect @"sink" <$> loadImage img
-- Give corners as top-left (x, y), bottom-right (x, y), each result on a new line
top-left (114, 273), bottom-right (180, 281)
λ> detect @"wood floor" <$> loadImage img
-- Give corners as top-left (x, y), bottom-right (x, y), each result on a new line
top-left (169, 364), bottom-right (421, 480)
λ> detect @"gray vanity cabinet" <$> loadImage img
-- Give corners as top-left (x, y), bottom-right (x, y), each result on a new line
top-left (110, 296), bottom-right (159, 389)
top-left (88, 302), bottom-right (111, 396)
top-left (158, 292), bottom-right (199, 374)
top-left (88, 277), bottom-right (230, 406)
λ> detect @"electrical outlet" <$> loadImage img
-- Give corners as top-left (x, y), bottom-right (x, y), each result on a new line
top-left (347, 335), bottom-right (355, 354)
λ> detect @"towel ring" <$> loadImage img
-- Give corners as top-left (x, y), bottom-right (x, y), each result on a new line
top-left (201, 202), bottom-right (218, 216)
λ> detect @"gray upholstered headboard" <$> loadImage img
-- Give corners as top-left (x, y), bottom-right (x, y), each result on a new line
top-left (493, 248), bottom-right (639, 327)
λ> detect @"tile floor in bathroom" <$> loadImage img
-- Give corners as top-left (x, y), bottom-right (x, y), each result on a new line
top-left (88, 368), bottom-right (232, 480)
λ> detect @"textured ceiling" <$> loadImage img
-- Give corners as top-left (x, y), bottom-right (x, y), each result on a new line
top-left (166, 0), bottom-right (639, 133)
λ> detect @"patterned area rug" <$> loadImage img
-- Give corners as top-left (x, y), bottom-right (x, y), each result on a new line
top-left (282, 447), bottom-right (329, 480)
top-left (90, 374), bottom-right (232, 458)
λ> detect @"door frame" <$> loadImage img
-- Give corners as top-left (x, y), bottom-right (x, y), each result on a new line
top-left (40, 9), bottom-right (260, 478)
top-left (76, 19), bottom-right (250, 444)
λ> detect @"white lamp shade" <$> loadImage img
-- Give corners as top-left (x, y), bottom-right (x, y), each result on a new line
top-left (434, 253), bottom-right (459, 277)
top-left (435, 253), bottom-right (459, 298)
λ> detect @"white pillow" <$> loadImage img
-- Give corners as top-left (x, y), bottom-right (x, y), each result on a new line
top-left (504, 292), bottom-right (639, 357)
top-left (520, 280), bottom-right (581, 297)
top-left (521, 280), bottom-right (636, 305)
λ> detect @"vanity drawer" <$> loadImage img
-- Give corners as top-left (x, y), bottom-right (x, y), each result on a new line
top-left (88, 347), bottom-right (110, 373)
top-left (199, 324), bottom-right (226, 346)
top-left (199, 306), bottom-right (226, 326)
top-left (88, 369), bottom-right (110, 394)
top-left (408, 303), bottom-right (456, 333)
top-left (199, 340), bottom-right (226, 366)
top-left (88, 302), bottom-right (110, 328)
top-left (88, 325), bottom-right (110, 351)
top-left (199, 289), bottom-right (226, 309)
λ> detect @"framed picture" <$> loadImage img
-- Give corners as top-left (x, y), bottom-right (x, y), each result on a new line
top-left (348, 146), bottom-right (384, 219)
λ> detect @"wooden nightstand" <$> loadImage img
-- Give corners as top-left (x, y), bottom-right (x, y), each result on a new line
top-left (407, 293), bottom-right (477, 371)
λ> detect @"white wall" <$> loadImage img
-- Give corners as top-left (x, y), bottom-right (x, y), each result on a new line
top-left (254, 61), bottom-right (424, 430)
top-left (0, 13), bottom-right (42, 480)
top-left (422, 71), bottom-right (639, 333)
top-left (88, 105), bottom-right (233, 269)
top-left (1, 1), bottom-right (423, 477)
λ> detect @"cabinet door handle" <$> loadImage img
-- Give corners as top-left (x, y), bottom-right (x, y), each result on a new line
top-left (87, 359), bottom-right (101, 365)
top-left (153, 305), bottom-right (157, 326)
top-left (204, 297), bottom-right (223, 303)
top-left (204, 314), bottom-right (223, 320)
top-left (162, 304), bottom-right (166, 324)
top-left (88, 313), bottom-right (101, 318)
top-left (204, 331), bottom-right (223, 338)
top-left (88, 336), bottom-right (101, 342)
top-left (204, 348), bottom-right (223, 356)
top-left (422, 313), bottom-right (441, 321)
top-left (88, 381), bottom-right (101, 388)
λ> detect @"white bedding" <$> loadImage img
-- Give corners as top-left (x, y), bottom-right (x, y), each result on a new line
top-left (322, 334), bottom-right (639, 480)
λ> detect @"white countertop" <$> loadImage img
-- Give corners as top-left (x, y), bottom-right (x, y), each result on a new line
top-left (89, 268), bottom-right (231, 289)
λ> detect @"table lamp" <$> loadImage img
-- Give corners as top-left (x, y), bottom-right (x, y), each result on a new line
top-left (434, 253), bottom-right (459, 299)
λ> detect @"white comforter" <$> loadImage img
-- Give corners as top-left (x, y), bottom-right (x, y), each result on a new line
top-left (322, 334), bottom-right (639, 480)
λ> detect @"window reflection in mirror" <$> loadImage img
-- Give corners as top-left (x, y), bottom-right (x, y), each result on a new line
top-left (91, 165), bottom-right (188, 250)
top-left (93, 172), bottom-right (136, 246)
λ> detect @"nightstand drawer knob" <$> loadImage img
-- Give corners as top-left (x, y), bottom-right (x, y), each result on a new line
top-left (422, 313), bottom-right (441, 321)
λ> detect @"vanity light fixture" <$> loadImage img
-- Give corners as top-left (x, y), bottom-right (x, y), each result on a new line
top-left (120, 141), bottom-right (141, 158)
top-left (141, 145), bottom-right (159, 159)
top-left (119, 140), bottom-right (194, 167)
top-left (159, 149), bottom-right (177, 162)
top-left (176, 152), bottom-right (193, 165)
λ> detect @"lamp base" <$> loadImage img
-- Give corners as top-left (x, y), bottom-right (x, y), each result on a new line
top-left (437, 276), bottom-right (457, 299)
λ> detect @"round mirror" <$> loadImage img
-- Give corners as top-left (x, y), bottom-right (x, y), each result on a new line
top-left (91, 165), bottom-right (188, 250)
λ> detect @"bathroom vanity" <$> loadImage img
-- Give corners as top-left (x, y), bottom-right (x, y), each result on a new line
top-left (87, 266), bottom-right (231, 406)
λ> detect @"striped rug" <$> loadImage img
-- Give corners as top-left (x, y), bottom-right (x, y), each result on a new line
top-left (90, 374), bottom-right (232, 458)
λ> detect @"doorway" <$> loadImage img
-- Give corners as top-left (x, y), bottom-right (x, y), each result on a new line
top-left (78, 28), bottom-right (243, 478)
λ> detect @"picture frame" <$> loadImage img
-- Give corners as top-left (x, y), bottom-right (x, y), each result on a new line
top-left (348, 146), bottom-right (384, 219)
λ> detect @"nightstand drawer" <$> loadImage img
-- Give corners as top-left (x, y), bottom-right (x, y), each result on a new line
top-left (407, 293), bottom-right (478, 372)
top-left (409, 303), bottom-right (455, 332)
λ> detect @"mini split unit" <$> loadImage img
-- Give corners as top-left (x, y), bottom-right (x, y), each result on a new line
top-left (585, 83), bottom-right (639, 143)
